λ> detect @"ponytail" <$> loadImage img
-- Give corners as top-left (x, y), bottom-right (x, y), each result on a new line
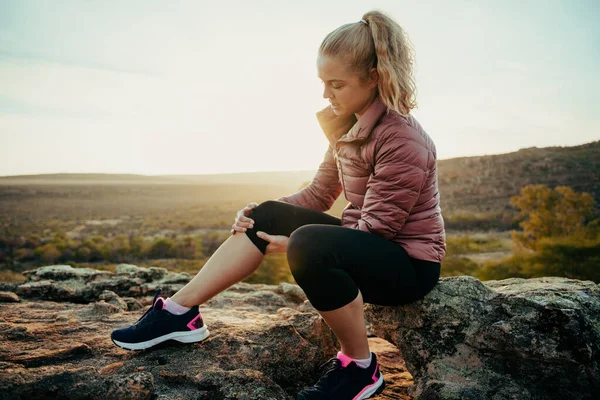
top-left (319, 10), bottom-right (417, 116)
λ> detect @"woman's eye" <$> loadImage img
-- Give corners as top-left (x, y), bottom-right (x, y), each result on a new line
top-left (332, 85), bottom-right (343, 90)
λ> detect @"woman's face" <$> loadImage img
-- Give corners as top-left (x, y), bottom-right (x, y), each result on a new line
top-left (317, 53), bottom-right (378, 119)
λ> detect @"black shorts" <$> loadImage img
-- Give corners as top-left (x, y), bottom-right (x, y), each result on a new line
top-left (245, 200), bottom-right (441, 311)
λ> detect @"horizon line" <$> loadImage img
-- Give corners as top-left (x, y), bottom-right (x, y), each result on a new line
top-left (1, 139), bottom-right (598, 179)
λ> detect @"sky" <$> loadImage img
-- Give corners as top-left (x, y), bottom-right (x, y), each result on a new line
top-left (1, 0), bottom-right (599, 177)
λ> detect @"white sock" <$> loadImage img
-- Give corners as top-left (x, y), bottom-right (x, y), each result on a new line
top-left (164, 297), bottom-right (191, 315)
top-left (337, 351), bottom-right (373, 369)
top-left (353, 352), bottom-right (373, 369)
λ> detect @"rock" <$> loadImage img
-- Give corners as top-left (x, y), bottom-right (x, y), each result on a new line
top-left (365, 276), bottom-right (600, 400)
top-left (193, 367), bottom-right (289, 399)
top-left (0, 291), bottom-right (20, 302)
top-left (1, 264), bottom-right (360, 399)
top-left (5, 263), bottom-right (597, 399)
top-left (81, 300), bottom-right (124, 318)
top-left (99, 290), bottom-right (129, 311)
top-left (275, 282), bottom-right (307, 304)
top-left (203, 287), bottom-right (296, 313)
top-left (298, 300), bottom-right (317, 313)
top-left (114, 264), bottom-right (169, 282)
top-left (0, 282), bottom-right (19, 292)
top-left (114, 263), bottom-right (143, 275)
top-left (106, 371), bottom-right (154, 400)
top-left (122, 296), bottom-right (144, 311)
top-left (16, 279), bottom-right (78, 301)
top-left (0, 295), bottom-right (341, 399)
top-left (14, 264), bottom-right (196, 303)
top-left (22, 265), bottom-right (112, 282)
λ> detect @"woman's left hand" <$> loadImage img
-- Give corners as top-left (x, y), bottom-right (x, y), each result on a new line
top-left (256, 231), bottom-right (289, 254)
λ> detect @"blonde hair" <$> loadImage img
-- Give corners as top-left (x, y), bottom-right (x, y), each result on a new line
top-left (319, 10), bottom-right (417, 116)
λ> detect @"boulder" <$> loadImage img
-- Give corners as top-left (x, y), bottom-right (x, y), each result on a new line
top-left (365, 276), bottom-right (600, 400)
top-left (0, 291), bottom-right (20, 303)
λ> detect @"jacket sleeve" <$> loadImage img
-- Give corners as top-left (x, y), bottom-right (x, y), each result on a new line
top-left (276, 144), bottom-right (342, 212)
top-left (350, 131), bottom-right (428, 240)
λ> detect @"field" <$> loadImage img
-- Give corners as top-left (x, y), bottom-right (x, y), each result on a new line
top-left (0, 175), bottom-right (517, 284)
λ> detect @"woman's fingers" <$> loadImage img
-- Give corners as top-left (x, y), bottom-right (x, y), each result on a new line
top-left (232, 202), bottom-right (258, 235)
top-left (234, 217), bottom-right (254, 227)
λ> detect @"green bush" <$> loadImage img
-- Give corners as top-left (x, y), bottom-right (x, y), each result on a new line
top-left (149, 238), bottom-right (174, 259)
top-left (440, 255), bottom-right (479, 277)
top-left (475, 236), bottom-right (600, 283)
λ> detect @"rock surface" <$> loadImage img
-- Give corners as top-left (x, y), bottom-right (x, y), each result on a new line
top-left (0, 265), bottom-right (411, 399)
top-left (365, 275), bottom-right (600, 400)
top-left (3, 265), bottom-right (598, 399)
top-left (0, 291), bottom-right (20, 302)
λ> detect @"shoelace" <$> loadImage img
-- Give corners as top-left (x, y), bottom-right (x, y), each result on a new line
top-left (311, 357), bottom-right (348, 391)
top-left (134, 287), bottom-right (163, 325)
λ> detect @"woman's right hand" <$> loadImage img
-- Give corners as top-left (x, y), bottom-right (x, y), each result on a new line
top-left (231, 202), bottom-right (259, 235)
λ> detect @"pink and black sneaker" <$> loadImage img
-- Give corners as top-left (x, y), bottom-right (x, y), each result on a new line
top-left (296, 351), bottom-right (385, 399)
top-left (111, 287), bottom-right (209, 350)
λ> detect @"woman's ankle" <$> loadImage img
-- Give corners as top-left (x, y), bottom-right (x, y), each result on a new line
top-left (169, 293), bottom-right (195, 309)
top-left (165, 297), bottom-right (193, 314)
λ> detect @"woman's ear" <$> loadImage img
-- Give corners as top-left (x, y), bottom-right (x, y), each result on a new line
top-left (369, 68), bottom-right (379, 87)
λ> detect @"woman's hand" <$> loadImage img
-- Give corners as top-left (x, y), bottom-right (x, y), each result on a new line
top-left (231, 202), bottom-right (259, 235)
top-left (256, 231), bottom-right (289, 254)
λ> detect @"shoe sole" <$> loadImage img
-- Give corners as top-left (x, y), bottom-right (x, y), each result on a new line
top-left (356, 375), bottom-right (385, 400)
top-left (112, 325), bottom-right (210, 350)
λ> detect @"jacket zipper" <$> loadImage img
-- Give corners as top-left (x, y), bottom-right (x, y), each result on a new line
top-left (336, 157), bottom-right (349, 201)
top-left (333, 135), bottom-right (365, 202)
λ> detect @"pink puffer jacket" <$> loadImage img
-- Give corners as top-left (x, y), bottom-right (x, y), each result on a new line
top-left (277, 96), bottom-right (446, 263)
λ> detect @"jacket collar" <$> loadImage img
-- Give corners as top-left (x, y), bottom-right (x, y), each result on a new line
top-left (316, 96), bottom-right (388, 146)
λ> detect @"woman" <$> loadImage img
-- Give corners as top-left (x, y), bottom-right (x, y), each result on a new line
top-left (111, 10), bottom-right (446, 400)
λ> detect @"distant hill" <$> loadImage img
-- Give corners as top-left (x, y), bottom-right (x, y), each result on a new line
top-left (0, 171), bottom-right (316, 190)
top-left (1, 140), bottom-right (598, 214)
top-left (436, 140), bottom-right (600, 213)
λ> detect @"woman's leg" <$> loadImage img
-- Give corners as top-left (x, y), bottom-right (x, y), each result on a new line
top-left (110, 200), bottom-right (344, 351)
top-left (171, 200), bottom-right (341, 307)
top-left (287, 224), bottom-right (441, 360)
top-left (170, 233), bottom-right (264, 307)
top-left (319, 290), bottom-right (369, 359)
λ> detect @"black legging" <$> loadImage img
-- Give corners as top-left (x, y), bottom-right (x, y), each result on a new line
top-left (245, 200), bottom-right (441, 312)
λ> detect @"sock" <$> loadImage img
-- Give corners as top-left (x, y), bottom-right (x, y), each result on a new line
top-left (337, 351), bottom-right (373, 369)
top-left (164, 297), bottom-right (192, 315)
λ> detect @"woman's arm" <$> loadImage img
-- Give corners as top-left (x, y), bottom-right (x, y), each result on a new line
top-left (276, 144), bottom-right (342, 212)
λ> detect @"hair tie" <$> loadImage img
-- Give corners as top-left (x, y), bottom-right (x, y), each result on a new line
top-left (359, 19), bottom-right (369, 25)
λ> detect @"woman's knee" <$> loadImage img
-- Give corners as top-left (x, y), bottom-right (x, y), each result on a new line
top-left (248, 200), bottom-right (281, 226)
top-left (253, 200), bottom-right (279, 216)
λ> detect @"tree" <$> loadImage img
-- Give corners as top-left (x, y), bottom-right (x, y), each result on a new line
top-left (477, 184), bottom-right (600, 283)
top-left (510, 184), bottom-right (597, 250)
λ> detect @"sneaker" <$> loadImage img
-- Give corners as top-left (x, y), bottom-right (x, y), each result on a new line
top-left (111, 287), bottom-right (210, 350)
top-left (296, 352), bottom-right (385, 400)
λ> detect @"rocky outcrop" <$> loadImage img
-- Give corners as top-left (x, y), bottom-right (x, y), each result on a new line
top-left (3, 265), bottom-right (598, 399)
top-left (11, 264), bottom-right (193, 303)
top-left (0, 265), bottom-right (409, 399)
top-left (365, 276), bottom-right (600, 400)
